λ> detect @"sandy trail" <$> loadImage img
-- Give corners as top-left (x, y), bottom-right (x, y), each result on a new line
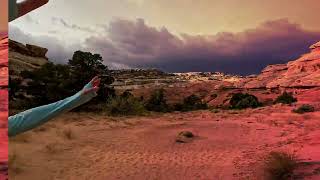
top-left (9, 102), bottom-right (320, 180)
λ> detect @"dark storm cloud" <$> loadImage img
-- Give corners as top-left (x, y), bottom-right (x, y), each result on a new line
top-left (9, 18), bottom-right (320, 75)
top-left (86, 18), bottom-right (320, 75)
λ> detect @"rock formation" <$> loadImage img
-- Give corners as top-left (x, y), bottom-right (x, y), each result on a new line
top-left (9, 40), bottom-right (48, 76)
top-left (0, 37), bottom-right (8, 87)
top-left (243, 41), bottom-right (320, 89)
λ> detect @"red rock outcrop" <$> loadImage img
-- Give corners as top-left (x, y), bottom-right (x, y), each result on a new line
top-left (9, 40), bottom-right (48, 59)
top-left (9, 39), bottom-right (48, 76)
top-left (243, 41), bottom-right (320, 89)
top-left (0, 37), bottom-right (8, 87)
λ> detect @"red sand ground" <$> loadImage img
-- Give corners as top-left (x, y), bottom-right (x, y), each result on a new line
top-left (0, 90), bottom-right (8, 179)
top-left (9, 89), bottom-right (320, 180)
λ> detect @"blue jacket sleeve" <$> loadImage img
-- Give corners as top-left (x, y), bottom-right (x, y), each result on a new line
top-left (8, 84), bottom-right (97, 137)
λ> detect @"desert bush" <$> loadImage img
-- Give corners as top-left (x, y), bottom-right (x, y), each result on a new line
top-left (264, 151), bottom-right (298, 180)
top-left (11, 50), bottom-right (115, 110)
top-left (274, 92), bottom-right (297, 105)
top-left (105, 93), bottom-right (146, 116)
top-left (292, 104), bottom-right (315, 114)
top-left (175, 94), bottom-right (208, 112)
top-left (145, 89), bottom-right (170, 112)
top-left (229, 93), bottom-right (261, 109)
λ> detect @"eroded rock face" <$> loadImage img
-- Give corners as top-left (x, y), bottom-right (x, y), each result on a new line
top-left (244, 41), bottom-right (320, 89)
top-left (0, 37), bottom-right (8, 87)
top-left (0, 37), bottom-right (8, 66)
top-left (9, 40), bottom-right (48, 76)
top-left (26, 44), bottom-right (48, 58)
top-left (9, 40), bottom-right (48, 59)
top-left (243, 64), bottom-right (287, 89)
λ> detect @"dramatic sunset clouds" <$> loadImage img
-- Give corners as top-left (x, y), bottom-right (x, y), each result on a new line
top-left (9, 0), bottom-right (320, 74)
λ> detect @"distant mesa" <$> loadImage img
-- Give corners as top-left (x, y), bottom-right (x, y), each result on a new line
top-left (8, 39), bottom-right (320, 90)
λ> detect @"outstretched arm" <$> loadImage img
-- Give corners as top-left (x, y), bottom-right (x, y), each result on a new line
top-left (9, 0), bottom-right (49, 22)
top-left (8, 76), bottom-right (100, 137)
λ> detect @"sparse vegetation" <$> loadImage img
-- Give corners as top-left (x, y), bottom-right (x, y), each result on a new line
top-left (274, 92), bottom-right (297, 105)
top-left (174, 94), bottom-right (208, 112)
top-left (292, 104), bottom-right (315, 114)
top-left (264, 151), bottom-right (298, 180)
top-left (10, 50), bottom-right (115, 110)
top-left (229, 93), bottom-right (261, 109)
top-left (145, 89), bottom-right (170, 112)
top-left (105, 91), bottom-right (146, 116)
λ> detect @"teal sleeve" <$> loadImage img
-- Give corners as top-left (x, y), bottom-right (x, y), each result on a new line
top-left (9, 0), bottom-right (18, 22)
top-left (8, 82), bottom-right (97, 137)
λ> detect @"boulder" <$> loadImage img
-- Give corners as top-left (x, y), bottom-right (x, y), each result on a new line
top-left (176, 131), bottom-right (195, 143)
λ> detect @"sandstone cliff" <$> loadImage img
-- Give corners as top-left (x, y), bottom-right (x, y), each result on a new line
top-left (243, 41), bottom-right (320, 89)
top-left (9, 40), bottom-right (48, 76)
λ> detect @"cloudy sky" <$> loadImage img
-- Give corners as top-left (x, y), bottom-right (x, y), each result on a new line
top-left (9, 0), bottom-right (320, 75)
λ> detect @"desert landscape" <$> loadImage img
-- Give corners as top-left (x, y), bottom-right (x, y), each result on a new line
top-left (7, 40), bottom-right (320, 180)
top-left (0, 36), bottom-right (8, 179)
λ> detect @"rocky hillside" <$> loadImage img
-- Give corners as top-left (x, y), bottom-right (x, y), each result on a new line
top-left (9, 40), bottom-right (48, 76)
top-left (242, 41), bottom-right (320, 89)
top-left (0, 37), bottom-right (8, 87)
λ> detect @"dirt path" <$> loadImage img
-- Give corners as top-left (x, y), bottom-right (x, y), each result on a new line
top-left (9, 106), bottom-right (320, 180)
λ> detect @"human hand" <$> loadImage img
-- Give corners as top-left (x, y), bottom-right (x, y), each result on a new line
top-left (82, 76), bottom-right (101, 95)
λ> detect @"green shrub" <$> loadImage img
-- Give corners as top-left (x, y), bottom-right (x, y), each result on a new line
top-left (179, 94), bottom-right (208, 111)
top-left (11, 50), bottom-right (115, 110)
top-left (145, 89), bottom-right (170, 112)
top-left (229, 93), bottom-right (261, 109)
top-left (274, 92), bottom-right (297, 105)
top-left (292, 104), bottom-right (315, 114)
top-left (264, 151), bottom-right (298, 180)
top-left (105, 95), bottom-right (146, 116)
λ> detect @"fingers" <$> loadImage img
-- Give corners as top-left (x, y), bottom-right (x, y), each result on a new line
top-left (89, 76), bottom-right (101, 87)
top-left (90, 76), bottom-right (99, 82)
top-left (92, 78), bottom-right (101, 87)
top-left (82, 87), bottom-right (99, 95)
